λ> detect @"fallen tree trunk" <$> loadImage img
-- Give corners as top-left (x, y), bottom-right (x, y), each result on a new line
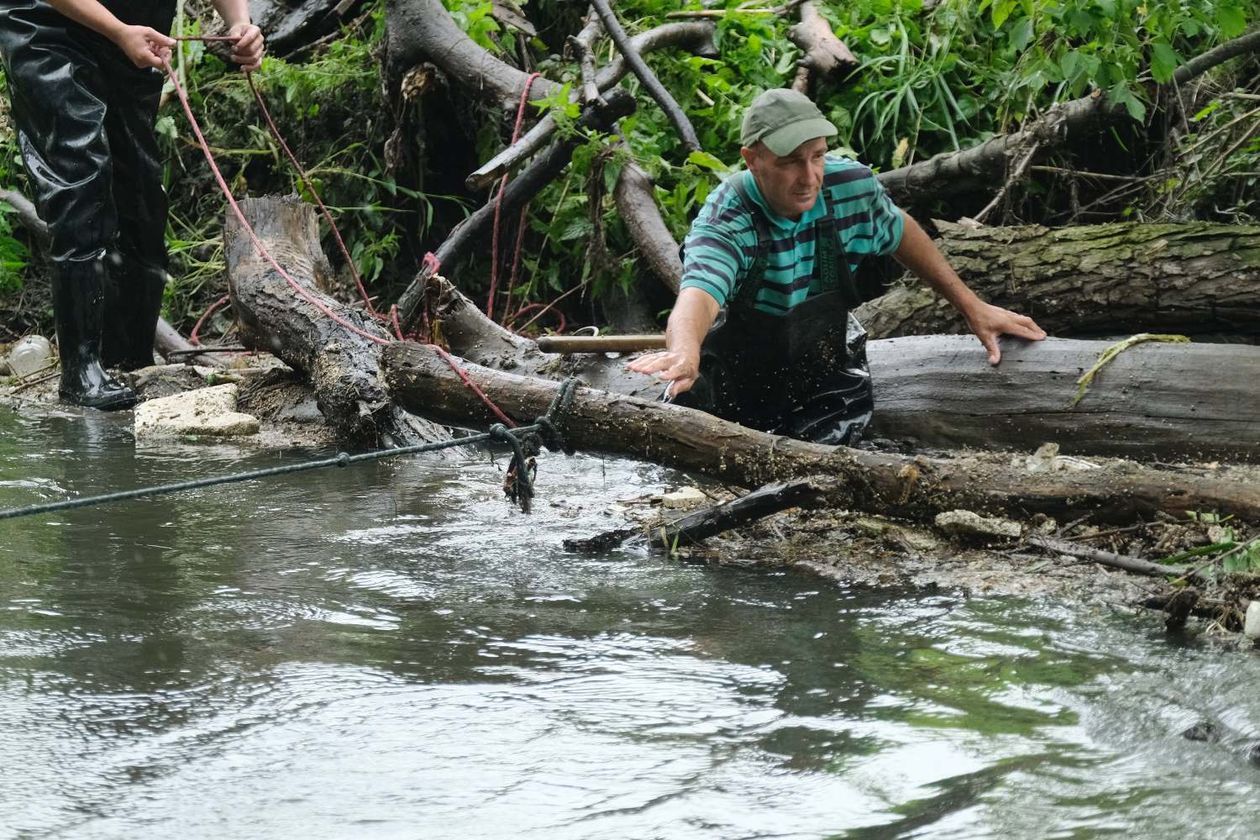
top-left (419, 266), bottom-right (1260, 462)
top-left (614, 160), bottom-right (683, 293)
top-left (224, 195), bottom-right (449, 449)
top-left (867, 335), bottom-right (1260, 462)
top-left (856, 220), bottom-right (1260, 339)
top-left (382, 341), bottom-right (1260, 525)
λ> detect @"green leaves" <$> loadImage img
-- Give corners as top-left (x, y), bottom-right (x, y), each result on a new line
top-left (686, 150), bottom-right (733, 176)
top-left (1149, 41), bottom-right (1181, 84)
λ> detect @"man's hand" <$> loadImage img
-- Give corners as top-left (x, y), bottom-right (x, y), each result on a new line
top-left (963, 301), bottom-right (1046, 365)
top-left (625, 287), bottom-right (719, 398)
top-left (626, 348), bottom-right (701, 398)
top-left (111, 24), bottom-right (176, 68)
top-left (226, 22), bottom-right (264, 71)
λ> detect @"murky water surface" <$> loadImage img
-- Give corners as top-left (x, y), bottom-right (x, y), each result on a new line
top-left (2, 408), bottom-right (1259, 839)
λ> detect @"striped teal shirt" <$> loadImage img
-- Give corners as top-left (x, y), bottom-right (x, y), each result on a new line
top-left (680, 155), bottom-right (904, 314)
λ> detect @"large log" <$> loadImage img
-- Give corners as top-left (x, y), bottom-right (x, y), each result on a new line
top-left (868, 335), bottom-right (1260, 462)
top-left (857, 220), bottom-right (1260, 339)
top-left (382, 341), bottom-right (1260, 525)
top-left (224, 195), bottom-right (450, 449)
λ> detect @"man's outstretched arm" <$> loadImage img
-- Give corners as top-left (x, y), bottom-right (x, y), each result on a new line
top-left (624, 287), bottom-right (720, 397)
top-left (893, 211), bottom-right (1046, 364)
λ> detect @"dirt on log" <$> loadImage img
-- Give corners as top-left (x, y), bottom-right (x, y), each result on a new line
top-left (857, 221), bottom-right (1260, 339)
top-left (382, 341), bottom-right (1260, 526)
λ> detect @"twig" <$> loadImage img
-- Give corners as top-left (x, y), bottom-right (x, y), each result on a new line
top-left (1071, 522), bottom-right (1154, 542)
top-left (11, 369), bottom-right (60, 393)
top-left (1027, 534), bottom-right (1194, 579)
top-left (1029, 165), bottom-right (1151, 183)
top-left (0, 189), bottom-right (49, 241)
top-left (973, 141), bottom-right (1040, 224)
top-left (567, 11), bottom-right (605, 107)
top-left (588, 0), bottom-right (701, 153)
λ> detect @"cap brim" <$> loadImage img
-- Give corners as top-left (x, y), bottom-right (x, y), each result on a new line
top-left (761, 118), bottom-right (838, 156)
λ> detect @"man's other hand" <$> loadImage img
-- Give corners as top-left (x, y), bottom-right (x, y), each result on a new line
top-left (965, 302), bottom-right (1046, 365)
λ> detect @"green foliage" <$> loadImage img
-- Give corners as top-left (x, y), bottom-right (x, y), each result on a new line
top-left (1162, 513), bottom-right (1260, 576)
top-left (0, 208), bottom-right (28, 295)
top-left (0, 68), bottom-right (31, 296)
top-left (466, 0), bottom-right (1253, 329)
top-left (157, 5), bottom-right (415, 329)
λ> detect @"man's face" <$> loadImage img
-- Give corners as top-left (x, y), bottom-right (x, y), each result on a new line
top-left (741, 137), bottom-right (827, 220)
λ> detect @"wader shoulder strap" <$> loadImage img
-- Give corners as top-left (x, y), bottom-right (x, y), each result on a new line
top-left (727, 174), bottom-right (771, 312)
top-left (813, 191), bottom-right (861, 306)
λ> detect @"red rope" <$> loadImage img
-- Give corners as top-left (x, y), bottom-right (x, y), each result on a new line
top-left (190, 294), bottom-right (232, 345)
top-left (486, 72), bottom-right (541, 322)
top-left (246, 74), bottom-right (382, 321)
top-left (163, 57), bottom-right (393, 348)
top-left (163, 49), bottom-right (520, 427)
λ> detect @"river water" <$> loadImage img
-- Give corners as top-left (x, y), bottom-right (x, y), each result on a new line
top-left (2, 407), bottom-right (1258, 839)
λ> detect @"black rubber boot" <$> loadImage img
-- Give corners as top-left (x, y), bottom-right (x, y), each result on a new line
top-left (102, 253), bottom-right (165, 371)
top-left (52, 259), bottom-right (138, 411)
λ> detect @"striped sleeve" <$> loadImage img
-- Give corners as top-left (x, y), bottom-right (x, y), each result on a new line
top-left (679, 185), bottom-right (754, 308)
top-left (867, 176), bottom-right (905, 256)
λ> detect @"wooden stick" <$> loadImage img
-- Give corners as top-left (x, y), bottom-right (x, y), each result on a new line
top-left (535, 334), bottom-right (665, 354)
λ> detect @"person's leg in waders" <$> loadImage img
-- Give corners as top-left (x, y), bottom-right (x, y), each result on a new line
top-left (98, 39), bottom-right (169, 371)
top-left (0, 3), bottom-right (137, 409)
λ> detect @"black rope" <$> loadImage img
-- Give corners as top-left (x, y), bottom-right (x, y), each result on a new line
top-left (0, 378), bottom-right (582, 521)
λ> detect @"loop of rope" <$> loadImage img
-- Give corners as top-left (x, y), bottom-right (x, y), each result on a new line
top-left (490, 422), bottom-right (536, 513)
top-left (533, 377), bottom-right (578, 455)
top-left (189, 293), bottom-right (232, 345)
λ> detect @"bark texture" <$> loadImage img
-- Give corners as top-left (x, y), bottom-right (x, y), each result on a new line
top-left (857, 221), bottom-right (1260, 338)
top-left (614, 160), bottom-right (683, 294)
top-left (224, 195), bottom-right (449, 449)
top-left (867, 335), bottom-right (1260, 462)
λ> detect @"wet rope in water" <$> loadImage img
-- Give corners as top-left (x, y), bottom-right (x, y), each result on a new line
top-left (0, 380), bottom-right (579, 521)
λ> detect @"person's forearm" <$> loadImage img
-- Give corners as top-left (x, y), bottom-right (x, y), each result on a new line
top-left (892, 211), bottom-right (984, 317)
top-left (210, 0), bottom-right (252, 28)
top-left (46, 0), bottom-right (126, 41)
top-left (665, 289), bottom-right (718, 359)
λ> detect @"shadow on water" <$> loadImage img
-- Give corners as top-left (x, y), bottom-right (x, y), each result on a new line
top-left (2, 407), bottom-right (1260, 839)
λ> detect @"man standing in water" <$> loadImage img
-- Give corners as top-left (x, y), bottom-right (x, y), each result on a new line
top-left (0, 0), bottom-right (264, 409)
top-left (628, 88), bottom-right (1045, 444)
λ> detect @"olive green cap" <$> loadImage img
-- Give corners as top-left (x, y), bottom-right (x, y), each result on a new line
top-left (739, 88), bottom-right (837, 156)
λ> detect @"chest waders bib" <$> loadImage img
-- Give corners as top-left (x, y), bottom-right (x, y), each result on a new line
top-left (678, 177), bottom-right (874, 446)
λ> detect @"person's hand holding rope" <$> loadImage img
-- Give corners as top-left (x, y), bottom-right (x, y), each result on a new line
top-left (112, 24), bottom-right (174, 69)
top-left (225, 22), bottom-right (264, 72)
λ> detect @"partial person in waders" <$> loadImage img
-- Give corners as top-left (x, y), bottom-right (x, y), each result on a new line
top-left (0, 0), bottom-right (263, 410)
top-left (627, 88), bottom-right (1047, 446)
